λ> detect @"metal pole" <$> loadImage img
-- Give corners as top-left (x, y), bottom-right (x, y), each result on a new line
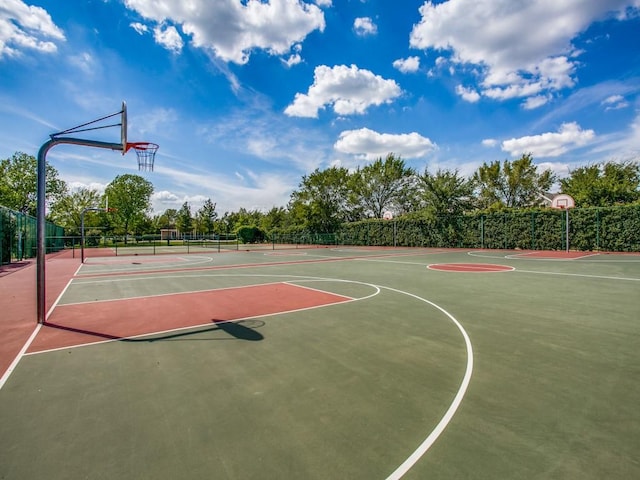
top-left (37, 137), bottom-right (122, 323)
top-left (566, 208), bottom-right (570, 253)
top-left (81, 209), bottom-right (85, 263)
top-left (36, 139), bottom-right (54, 324)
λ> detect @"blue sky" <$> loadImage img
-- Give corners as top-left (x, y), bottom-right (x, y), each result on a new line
top-left (1, 0), bottom-right (639, 215)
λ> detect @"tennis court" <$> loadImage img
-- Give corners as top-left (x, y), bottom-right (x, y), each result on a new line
top-left (1, 247), bottom-right (639, 479)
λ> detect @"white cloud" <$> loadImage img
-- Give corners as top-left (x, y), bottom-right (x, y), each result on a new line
top-left (588, 111), bottom-right (640, 157)
top-left (409, 0), bottom-right (639, 105)
top-left (315, 0), bottom-right (332, 7)
top-left (130, 22), bottom-right (148, 35)
top-left (601, 94), bottom-right (629, 110)
top-left (283, 53), bottom-right (302, 67)
top-left (482, 138), bottom-right (497, 147)
top-left (153, 24), bottom-right (184, 53)
top-left (455, 85), bottom-right (480, 103)
top-left (603, 94), bottom-right (624, 104)
top-left (522, 95), bottom-right (550, 110)
top-left (198, 101), bottom-right (331, 172)
top-left (334, 127), bottom-right (437, 160)
top-left (0, 0), bottom-right (65, 58)
top-left (284, 64), bottom-right (402, 118)
top-left (282, 43), bottom-right (302, 67)
top-left (393, 56), bottom-right (420, 73)
top-left (68, 52), bottom-right (97, 76)
top-left (130, 107), bottom-right (178, 137)
top-left (150, 165), bottom-right (297, 213)
top-left (68, 181), bottom-right (107, 194)
top-left (153, 190), bottom-right (180, 204)
top-left (536, 161), bottom-right (571, 179)
top-left (124, 0), bottom-right (325, 64)
top-left (501, 122), bottom-right (595, 158)
top-left (354, 17), bottom-right (377, 36)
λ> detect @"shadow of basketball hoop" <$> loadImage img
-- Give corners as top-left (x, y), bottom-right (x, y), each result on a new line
top-left (212, 319), bottom-right (264, 342)
top-left (42, 318), bottom-right (265, 343)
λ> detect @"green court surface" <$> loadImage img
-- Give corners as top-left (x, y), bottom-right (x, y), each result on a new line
top-left (1, 248), bottom-right (639, 479)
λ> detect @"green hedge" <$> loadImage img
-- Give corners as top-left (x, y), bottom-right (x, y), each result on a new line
top-left (329, 205), bottom-right (640, 252)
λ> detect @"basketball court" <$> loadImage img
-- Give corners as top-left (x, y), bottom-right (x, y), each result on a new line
top-left (1, 246), bottom-right (639, 479)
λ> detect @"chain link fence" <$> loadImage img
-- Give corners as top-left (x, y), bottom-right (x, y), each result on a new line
top-left (0, 206), bottom-right (65, 264)
top-left (271, 205), bottom-right (640, 252)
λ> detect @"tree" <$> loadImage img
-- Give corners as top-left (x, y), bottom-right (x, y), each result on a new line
top-left (154, 209), bottom-right (178, 231)
top-left (289, 166), bottom-right (352, 232)
top-left (176, 202), bottom-right (193, 237)
top-left (474, 153), bottom-right (555, 209)
top-left (420, 168), bottom-right (476, 216)
top-left (103, 174), bottom-right (153, 243)
top-left (350, 153), bottom-right (417, 218)
top-left (260, 206), bottom-right (289, 233)
top-left (0, 152), bottom-right (67, 216)
top-left (196, 199), bottom-right (217, 236)
top-left (49, 188), bottom-right (102, 236)
top-left (560, 160), bottom-right (640, 207)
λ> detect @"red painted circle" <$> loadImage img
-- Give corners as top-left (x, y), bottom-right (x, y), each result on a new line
top-left (427, 263), bottom-right (514, 272)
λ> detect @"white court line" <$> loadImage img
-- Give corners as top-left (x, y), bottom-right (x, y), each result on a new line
top-left (283, 281), bottom-right (355, 301)
top-left (0, 272), bottom-right (77, 390)
top-left (26, 278), bottom-right (380, 356)
top-left (383, 285), bottom-right (473, 480)
top-left (506, 252), bottom-right (601, 260)
top-left (20, 272), bottom-right (474, 478)
top-left (78, 255), bottom-right (215, 274)
top-left (515, 269), bottom-right (640, 282)
top-left (468, 250), bottom-right (640, 263)
top-left (0, 324), bottom-right (42, 390)
top-left (57, 280), bottom-right (291, 307)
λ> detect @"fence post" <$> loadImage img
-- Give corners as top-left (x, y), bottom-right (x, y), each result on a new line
top-left (596, 208), bottom-right (600, 251)
top-left (531, 211), bottom-right (536, 250)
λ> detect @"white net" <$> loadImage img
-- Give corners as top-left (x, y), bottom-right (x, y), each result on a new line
top-left (132, 143), bottom-right (158, 172)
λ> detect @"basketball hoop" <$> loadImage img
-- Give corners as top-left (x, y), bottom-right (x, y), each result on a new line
top-left (551, 194), bottom-right (575, 210)
top-left (126, 142), bottom-right (158, 172)
top-left (550, 193), bottom-right (575, 254)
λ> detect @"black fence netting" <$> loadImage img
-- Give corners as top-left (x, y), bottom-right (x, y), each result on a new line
top-left (0, 206), bottom-right (65, 264)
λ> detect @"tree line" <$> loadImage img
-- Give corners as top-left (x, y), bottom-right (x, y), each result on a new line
top-left (1, 151), bottom-right (639, 240)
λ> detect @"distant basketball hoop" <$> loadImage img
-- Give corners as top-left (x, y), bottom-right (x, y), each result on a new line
top-left (550, 193), bottom-right (575, 254)
top-left (551, 194), bottom-right (575, 210)
top-left (383, 211), bottom-right (394, 220)
top-left (126, 142), bottom-right (159, 172)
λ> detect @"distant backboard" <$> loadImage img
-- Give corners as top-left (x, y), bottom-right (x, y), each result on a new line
top-left (121, 101), bottom-right (127, 155)
top-left (551, 194), bottom-right (575, 209)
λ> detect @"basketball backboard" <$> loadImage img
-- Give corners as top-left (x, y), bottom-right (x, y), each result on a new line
top-left (551, 194), bottom-right (575, 209)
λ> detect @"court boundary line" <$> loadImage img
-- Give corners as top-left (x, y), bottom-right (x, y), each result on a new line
top-left (506, 251), bottom-right (601, 260)
top-left (382, 284), bottom-right (473, 480)
top-left (426, 263), bottom-right (515, 273)
top-left (0, 263), bottom-right (81, 390)
top-left (13, 271), bottom-right (473, 478)
top-left (0, 324), bottom-right (42, 390)
top-left (73, 250), bottom-right (458, 280)
top-left (25, 278), bottom-right (378, 356)
top-left (283, 281), bottom-right (356, 300)
top-left (57, 280), bottom-right (296, 307)
top-left (467, 250), bottom-right (640, 262)
top-left (515, 269), bottom-right (640, 282)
